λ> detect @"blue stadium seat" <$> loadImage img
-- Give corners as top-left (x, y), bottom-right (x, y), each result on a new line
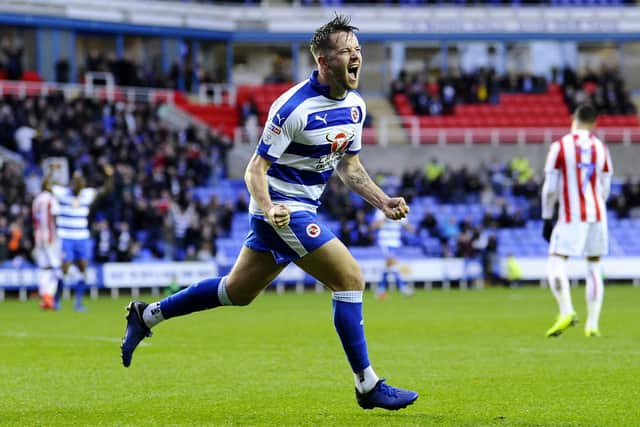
top-left (350, 246), bottom-right (384, 259)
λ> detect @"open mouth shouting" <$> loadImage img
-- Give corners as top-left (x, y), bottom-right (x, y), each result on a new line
top-left (347, 63), bottom-right (360, 83)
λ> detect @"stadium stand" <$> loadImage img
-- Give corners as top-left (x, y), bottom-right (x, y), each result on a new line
top-left (1, 1), bottom-right (640, 290)
top-left (391, 67), bottom-right (639, 144)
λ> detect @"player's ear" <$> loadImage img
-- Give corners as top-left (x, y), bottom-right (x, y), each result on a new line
top-left (317, 53), bottom-right (329, 70)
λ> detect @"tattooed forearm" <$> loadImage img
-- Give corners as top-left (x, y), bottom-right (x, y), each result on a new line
top-left (337, 157), bottom-right (389, 209)
top-left (346, 167), bottom-right (371, 188)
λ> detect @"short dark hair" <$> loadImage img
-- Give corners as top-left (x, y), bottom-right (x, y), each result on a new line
top-left (310, 14), bottom-right (358, 58)
top-left (574, 104), bottom-right (597, 124)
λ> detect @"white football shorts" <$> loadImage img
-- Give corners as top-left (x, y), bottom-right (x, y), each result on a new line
top-left (549, 220), bottom-right (608, 257)
top-left (35, 242), bottom-right (62, 269)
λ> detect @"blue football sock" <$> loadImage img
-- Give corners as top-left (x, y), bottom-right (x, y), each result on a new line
top-left (74, 279), bottom-right (86, 307)
top-left (160, 277), bottom-right (231, 319)
top-left (54, 277), bottom-right (64, 306)
top-left (378, 271), bottom-right (389, 292)
top-left (332, 291), bottom-right (370, 373)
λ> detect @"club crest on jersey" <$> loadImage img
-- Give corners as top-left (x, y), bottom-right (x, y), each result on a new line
top-left (325, 130), bottom-right (354, 153)
top-left (351, 107), bottom-right (360, 123)
top-left (306, 223), bottom-right (321, 238)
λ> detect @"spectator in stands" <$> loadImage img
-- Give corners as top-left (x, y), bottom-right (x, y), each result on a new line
top-left (234, 191), bottom-right (248, 213)
top-left (505, 253), bottom-right (523, 288)
top-left (240, 98), bottom-right (260, 144)
top-left (321, 177), bottom-right (356, 220)
top-left (196, 241), bottom-right (215, 262)
top-left (115, 222), bottom-right (134, 262)
top-left (390, 70), bottom-right (408, 99)
top-left (55, 57), bottom-right (70, 83)
top-left (440, 76), bottom-right (456, 114)
top-left (84, 49), bottom-right (104, 74)
top-left (169, 192), bottom-right (196, 261)
top-left (168, 61), bottom-right (181, 90)
top-left (2, 38), bottom-right (24, 80)
top-left (263, 54), bottom-right (293, 84)
top-left (423, 158), bottom-right (444, 193)
top-left (477, 230), bottom-right (498, 286)
top-left (441, 216), bottom-right (460, 243)
top-left (338, 218), bottom-right (354, 247)
top-left (353, 209), bottom-right (375, 246)
top-left (93, 218), bottom-right (113, 263)
top-left (7, 217), bottom-right (22, 260)
top-left (0, 219), bottom-right (8, 263)
top-left (417, 211), bottom-right (440, 240)
top-left (14, 120), bottom-right (38, 164)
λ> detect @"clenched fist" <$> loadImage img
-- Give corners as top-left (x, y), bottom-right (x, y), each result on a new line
top-left (382, 197), bottom-right (409, 220)
top-left (268, 204), bottom-right (291, 228)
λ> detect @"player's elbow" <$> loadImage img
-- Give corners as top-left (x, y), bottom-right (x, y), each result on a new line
top-left (243, 158), bottom-right (260, 187)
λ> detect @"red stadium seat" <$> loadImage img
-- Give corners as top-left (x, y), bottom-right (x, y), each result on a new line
top-left (21, 71), bottom-right (42, 82)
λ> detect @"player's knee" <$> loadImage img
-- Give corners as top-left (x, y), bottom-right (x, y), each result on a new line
top-left (225, 285), bottom-right (258, 306)
top-left (335, 268), bottom-right (365, 292)
top-left (230, 293), bottom-right (256, 306)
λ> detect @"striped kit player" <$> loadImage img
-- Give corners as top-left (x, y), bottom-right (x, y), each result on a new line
top-left (541, 104), bottom-right (613, 338)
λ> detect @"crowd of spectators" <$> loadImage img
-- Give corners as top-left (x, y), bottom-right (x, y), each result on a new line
top-left (0, 93), bottom-right (234, 265)
top-left (391, 64), bottom-right (636, 116)
top-left (322, 154), bottom-right (639, 282)
top-left (552, 64), bottom-right (637, 115)
top-left (0, 38), bottom-right (228, 92)
top-left (71, 49), bottom-right (228, 92)
top-left (0, 92), bottom-right (639, 272)
top-left (391, 67), bottom-right (549, 115)
top-left (321, 156), bottom-right (538, 258)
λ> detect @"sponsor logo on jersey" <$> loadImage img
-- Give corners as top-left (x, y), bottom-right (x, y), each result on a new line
top-left (268, 123), bottom-right (281, 135)
top-left (274, 113), bottom-right (286, 125)
top-left (314, 113), bottom-right (328, 126)
top-left (262, 123), bottom-right (282, 145)
top-left (325, 130), bottom-right (354, 153)
top-left (306, 223), bottom-right (321, 238)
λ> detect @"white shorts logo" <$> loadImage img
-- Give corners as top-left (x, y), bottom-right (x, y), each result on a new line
top-left (306, 223), bottom-right (321, 238)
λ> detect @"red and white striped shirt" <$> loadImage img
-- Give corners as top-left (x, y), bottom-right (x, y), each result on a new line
top-left (542, 129), bottom-right (612, 223)
top-left (32, 191), bottom-right (60, 246)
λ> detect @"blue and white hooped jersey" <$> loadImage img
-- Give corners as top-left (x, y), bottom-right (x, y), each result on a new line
top-left (251, 70), bottom-right (366, 215)
top-left (374, 209), bottom-right (406, 249)
top-left (52, 185), bottom-right (97, 240)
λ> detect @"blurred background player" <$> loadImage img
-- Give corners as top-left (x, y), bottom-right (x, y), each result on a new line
top-left (31, 171), bottom-right (61, 310)
top-left (52, 164), bottom-right (114, 311)
top-left (541, 104), bottom-right (613, 338)
top-left (370, 208), bottom-right (414, 299)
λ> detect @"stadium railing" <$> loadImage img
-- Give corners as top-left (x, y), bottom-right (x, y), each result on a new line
top-left (0, 78), bottom-right (175, 105)
top-left (233, 114), bottom-right (640, 146)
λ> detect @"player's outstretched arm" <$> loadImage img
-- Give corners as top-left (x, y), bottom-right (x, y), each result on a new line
top-left (336, 153), bottom-right (408, 220)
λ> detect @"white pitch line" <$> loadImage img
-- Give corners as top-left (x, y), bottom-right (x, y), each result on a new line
top-left (1, 331), bottom-right (150, 346)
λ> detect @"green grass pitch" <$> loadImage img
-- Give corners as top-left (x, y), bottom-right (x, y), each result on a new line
top-left (1, 285), bottom-right (639, 426)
